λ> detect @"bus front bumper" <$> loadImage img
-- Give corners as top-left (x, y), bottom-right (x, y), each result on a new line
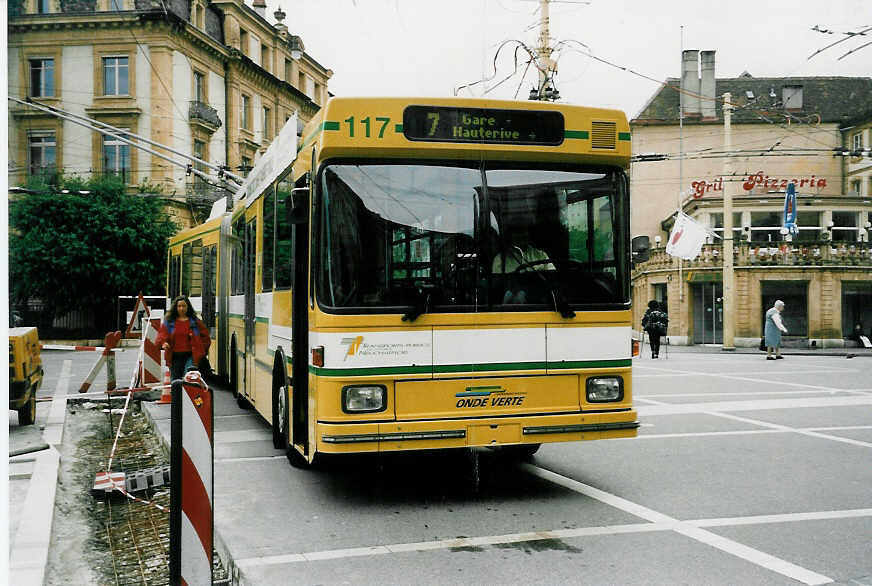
top-left (317, 410), bottom-right (638, 454)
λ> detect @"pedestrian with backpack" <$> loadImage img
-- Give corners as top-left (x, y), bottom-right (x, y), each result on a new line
top-left (642, 300), bottom-right (669, 359)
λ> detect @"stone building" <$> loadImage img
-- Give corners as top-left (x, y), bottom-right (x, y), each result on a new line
top-left (630, 50), bottom-right (872, 348)
top-left (8, 0), bottom-right (332, 228)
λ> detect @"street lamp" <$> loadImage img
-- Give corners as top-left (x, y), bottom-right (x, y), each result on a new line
top-left (721, 92), bottom-right (736, 351)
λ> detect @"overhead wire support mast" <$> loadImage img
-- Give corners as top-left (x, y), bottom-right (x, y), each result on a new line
top-left (8, 96), bottom-right (244, 190)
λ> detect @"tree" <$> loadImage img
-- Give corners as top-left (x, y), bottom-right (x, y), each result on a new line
top-left (9, 175), bottom-right (178, 324)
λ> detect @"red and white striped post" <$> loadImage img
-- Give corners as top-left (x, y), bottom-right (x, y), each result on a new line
top-left (78, 331), bottom-right (122, 393)
top-left (170, 370), bottom-right (213, 585)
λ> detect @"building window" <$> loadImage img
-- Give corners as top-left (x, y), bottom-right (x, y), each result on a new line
top-left (239, 29), bottom-right (249, 55)
top-left (794, 211), bottom-right (820, 242)
top-left (831, 211), bottom-right (858, 242)
top-left (852, 132), bottom-right (863, 152)
top-left (653, 283), bottom-right (668, 311)
top-left (284, 59), bottom-right (292, 83)
top-left (850, 179), bottom-right (862, 196)
top-left (37, 0), bottom-right (51, 13)
top-left (314, 82), bottom-right (321, 104)
top-left (194, 71), bottom-right (206, 103)
top-left (103, 57), bottom-right (129, 96)
top-left (261, 44), bottom-right (269, 71)
top-left (240, 94), bottom-right (250, 130)
top-left (240, 156), bottom-right (252, 177)
top-left (710, 212), bottom-right (741, 242)
top-left (29, 59), bottom-right (54, 97)
top-left (109, 0), bottom-right (124, 9)
top-left (782, 85), bottom-right (803, 110)
top-left (262, 106), bottom-right (271, 141)
top-left (298, 71), bottom-right (305, 93)
top-left (761, 281), bottom-right (808, 337)
top-left (192, 139), bottom-right (207, 182)
top-left (842, 282), bottom-right (872, 340)
top-left (28, 132), bottom-right (56, 177)
top-left (103, 132), bottom-right (131, 182)
top-left (749, 211), bottom-right (784, 242)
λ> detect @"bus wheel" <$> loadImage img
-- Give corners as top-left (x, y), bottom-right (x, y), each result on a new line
top-left (272, 381), bottom-right (289, 449)
top-left (18, 391), bottom-right (36, 426)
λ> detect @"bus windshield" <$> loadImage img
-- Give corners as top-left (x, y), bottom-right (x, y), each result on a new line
top-left (319, 162), bottom-right (629, 313)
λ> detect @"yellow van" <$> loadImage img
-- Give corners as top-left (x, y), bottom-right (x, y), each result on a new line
top-left (9, 326), bottom-right (43, 425)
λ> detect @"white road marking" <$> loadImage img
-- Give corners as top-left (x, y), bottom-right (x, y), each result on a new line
top-left (234, 465), bottom-right (856, 585)
top-left (625, 425), bottom-right (872, 441)
top-left (638, 395), bottom-right (872, 416)
top-left (635, 368), bottom-right (857, 378)
top-left (692, 508), bottom-right (872, 528)
top-left (637, 389), bottom-right (863, 398)
top-left (522, 464), bottom-right (833, 586)
top-left (708, 412), bottom-right (872, 449)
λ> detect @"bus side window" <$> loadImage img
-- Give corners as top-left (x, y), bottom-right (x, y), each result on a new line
top-left (202, 245), bottom-right (217, 328)
top-left (262, 186), bottom-right (275, 292)
top-left (168, 254), bottom-right (182, 299)
top-left (231, 217), bottom-right (244, 295)
top-left (275, 172), bottom-right (294, 289)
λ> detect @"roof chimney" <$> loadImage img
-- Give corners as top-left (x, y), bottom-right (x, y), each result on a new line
top-left (681, 50), bottom-right (701, 117)
top-left (700, 51), bottom-right (716, 119)
top-left (252, 0), bottom-right (266, 18)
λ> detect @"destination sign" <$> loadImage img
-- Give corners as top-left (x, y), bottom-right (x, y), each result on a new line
top-left (403, 106), bottom-right (564, 146)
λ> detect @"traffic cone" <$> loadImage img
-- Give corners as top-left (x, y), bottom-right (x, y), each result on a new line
top-left (157, 353), bottom-right (172, 405)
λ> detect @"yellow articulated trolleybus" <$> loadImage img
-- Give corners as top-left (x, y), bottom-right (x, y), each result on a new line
top-left (167, 96), bottom-right (638, 467)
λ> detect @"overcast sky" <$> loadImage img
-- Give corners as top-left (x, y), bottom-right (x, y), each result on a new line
top-left (266, 0), bottom-right (870, 117)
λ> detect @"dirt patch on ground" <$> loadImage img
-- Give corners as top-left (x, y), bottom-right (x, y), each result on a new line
top-left (46, 399), bottom-right (226, 585)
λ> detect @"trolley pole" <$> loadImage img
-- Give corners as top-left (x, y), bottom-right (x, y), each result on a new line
top-left (722, 92), bottom-right (736, 351)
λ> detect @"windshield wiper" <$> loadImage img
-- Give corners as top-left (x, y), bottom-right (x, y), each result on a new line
top-left (401, 286), bottom-right (433, 322)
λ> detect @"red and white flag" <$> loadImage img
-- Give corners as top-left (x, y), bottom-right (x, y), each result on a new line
top-left (666, 212), bottom-right (709, 260)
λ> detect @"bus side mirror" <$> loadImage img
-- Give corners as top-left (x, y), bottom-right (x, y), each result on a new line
top-left (285, 187), bottom-right (309, 225)
top-left (631, 235), bottom-right (650, 264)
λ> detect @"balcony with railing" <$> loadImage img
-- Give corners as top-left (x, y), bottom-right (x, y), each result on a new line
top-left (188, 101), bottom-right (222, 131)
top-left (635, 241), bottom-right (872, 275)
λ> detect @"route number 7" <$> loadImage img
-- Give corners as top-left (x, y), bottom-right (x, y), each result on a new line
top-left (427, 112), bottom-right (439, 137)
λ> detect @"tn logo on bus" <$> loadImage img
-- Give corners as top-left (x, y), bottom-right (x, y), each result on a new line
top-left (340, 336), bottom-right (364, 361)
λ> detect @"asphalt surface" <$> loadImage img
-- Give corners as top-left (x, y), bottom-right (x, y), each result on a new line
top-left (21, 347), bottom-right (872, 585)
top-left (140, 348), bottom-right (872, 586)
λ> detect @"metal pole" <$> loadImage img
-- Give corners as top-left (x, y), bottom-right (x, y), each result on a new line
top-left (722, 92), bottom-right (736, 350)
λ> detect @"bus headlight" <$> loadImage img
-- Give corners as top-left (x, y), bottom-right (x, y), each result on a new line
top-left (342, 385), bottom-right (387, 413)
top-left (586, 377), bottom-right (623, 402)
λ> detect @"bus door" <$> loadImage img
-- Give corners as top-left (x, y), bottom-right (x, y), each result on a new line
top-left (243, 218), bottom-right (257, 401)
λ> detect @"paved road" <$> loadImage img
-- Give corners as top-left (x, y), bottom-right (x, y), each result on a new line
top-left (124, 352), bottom-right (872, 584)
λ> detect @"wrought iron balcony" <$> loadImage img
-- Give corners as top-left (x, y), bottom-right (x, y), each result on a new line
top-left (188, 101), bottom-right (222, 130)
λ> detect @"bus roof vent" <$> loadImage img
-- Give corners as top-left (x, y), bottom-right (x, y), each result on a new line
top-left (591, 121), bottom-right (617, 149)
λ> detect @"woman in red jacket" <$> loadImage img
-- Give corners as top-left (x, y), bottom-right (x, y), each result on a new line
top-left (156, 295), bottom-right (211, 381)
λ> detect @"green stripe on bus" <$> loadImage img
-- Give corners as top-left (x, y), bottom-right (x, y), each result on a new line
top-left (299, 121), bottom-right (341, 152)
top-left (309, 365), bottom-right (432, 377)
top-left (549, 359), bottom-right (631, 369)
top-left (618, 132), bottom-right (631, 141)
top-left (435, 362), bottom-right (547, 373)
top-left (307, 359), bottom-right (628, 377)
top-left (564, 130), bottom-right (589, 139)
